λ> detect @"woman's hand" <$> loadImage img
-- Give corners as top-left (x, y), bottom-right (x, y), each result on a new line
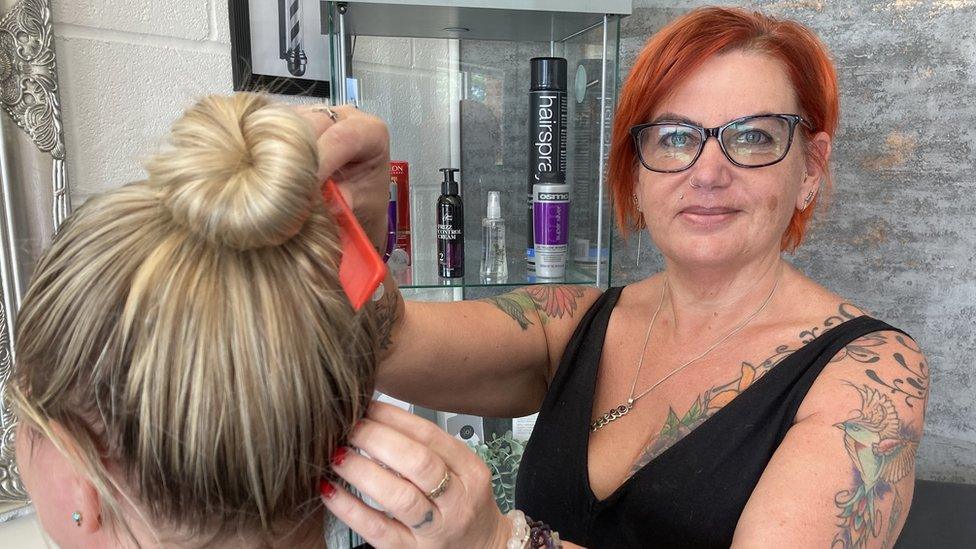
top-left (295, 104), bottom-right (391, 252)
top-left (321, 401), bottom-right (510, 548)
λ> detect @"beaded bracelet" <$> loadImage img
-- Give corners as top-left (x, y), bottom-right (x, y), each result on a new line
top-left (505, 509), bottom-right (562, 549)
top-left (527, 516), bottom-right (562, 549)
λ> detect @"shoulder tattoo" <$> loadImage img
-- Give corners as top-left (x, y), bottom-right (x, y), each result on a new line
top-left (483, 285), bottom-right (587, 331)
top-left (832, 328), bottom-right (928, 548)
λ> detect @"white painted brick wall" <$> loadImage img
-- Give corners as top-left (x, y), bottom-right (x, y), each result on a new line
top-left (53, 0), bottom-right (213, 40)
top-left (54, 0), bottom-right (235, 204)
top-left (54, 35), bottom-right (233, 200)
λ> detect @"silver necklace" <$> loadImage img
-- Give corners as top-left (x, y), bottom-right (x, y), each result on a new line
top-left (590, 267), bottom-right (782, 432)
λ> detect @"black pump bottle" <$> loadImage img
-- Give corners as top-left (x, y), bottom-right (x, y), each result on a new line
top-left (436, 168), bottom-right (464, 278)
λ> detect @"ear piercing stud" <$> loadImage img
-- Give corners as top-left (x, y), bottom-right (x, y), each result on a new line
top-left (72, 511), bottom-right (82, 527)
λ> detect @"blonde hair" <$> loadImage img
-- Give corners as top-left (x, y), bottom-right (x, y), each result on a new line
top-left (12, 93), bottom-right (377, 545)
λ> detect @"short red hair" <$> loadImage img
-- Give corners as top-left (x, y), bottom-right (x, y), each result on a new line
top-left (608, 7), bottom-right (839, 252)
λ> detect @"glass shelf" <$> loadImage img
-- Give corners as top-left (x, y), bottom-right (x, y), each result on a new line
top-left (391, 254), bottom-right (602, 289)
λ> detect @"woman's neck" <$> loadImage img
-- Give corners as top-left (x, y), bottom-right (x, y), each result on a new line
top-left (659, 251), bottom-right (786, 339)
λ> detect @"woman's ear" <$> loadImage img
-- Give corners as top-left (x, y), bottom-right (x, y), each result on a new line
top-left (797, 131), bottom-right (832, 211)
top-left (72, 472), bottom-right (103, 536)
top-left (32, 422), bottom-right (107, 545)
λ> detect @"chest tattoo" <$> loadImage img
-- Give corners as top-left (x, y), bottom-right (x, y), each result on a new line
top-left (628, 303), bottom-right (871, 475)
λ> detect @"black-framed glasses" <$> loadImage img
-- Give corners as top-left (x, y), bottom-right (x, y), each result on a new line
top-left (629, 114), bottom-right (813, 173)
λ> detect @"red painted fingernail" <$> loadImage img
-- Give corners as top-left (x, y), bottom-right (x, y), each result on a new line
top-left (331, 446), bottom-right (348, 466)
top-left (319, 480), bottom-right (336, 500)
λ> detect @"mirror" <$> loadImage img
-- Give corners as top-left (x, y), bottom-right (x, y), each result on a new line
top-left (0, 0), bottom-right (69, 514)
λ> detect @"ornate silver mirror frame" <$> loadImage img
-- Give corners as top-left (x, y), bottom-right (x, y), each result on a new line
top-left (0, 0), bottom-right (69, 516)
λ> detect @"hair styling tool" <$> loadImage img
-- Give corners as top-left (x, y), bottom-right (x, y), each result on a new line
top-left (322, 179), bottom-right (386, 310)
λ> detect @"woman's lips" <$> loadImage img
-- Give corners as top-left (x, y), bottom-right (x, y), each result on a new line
top-left (678, 206), bottom-right (740, 226)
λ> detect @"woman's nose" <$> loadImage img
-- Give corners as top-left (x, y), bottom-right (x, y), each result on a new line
top-left (688, 138), bottom-right (732, 190)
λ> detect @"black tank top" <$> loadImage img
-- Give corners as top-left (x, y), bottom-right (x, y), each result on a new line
top-left (514, 287), bottom-right (908, 548)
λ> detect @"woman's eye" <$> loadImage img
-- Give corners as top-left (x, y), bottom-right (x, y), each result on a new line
top-left (735, 130), bottom-right (771, 145)
top-left (661, 131), bottom-right (693, 148)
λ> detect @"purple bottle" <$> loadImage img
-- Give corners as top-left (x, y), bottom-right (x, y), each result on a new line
top-left (533, 181), bottom-right (570, 279)
top-left (437, 168), bottom-right (464, 278)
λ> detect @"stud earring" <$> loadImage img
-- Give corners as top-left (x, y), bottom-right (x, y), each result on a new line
top-left (804, 191), bottom-right (814, 204)
top-left (679, 194), bottom-right (684, 200)
top-left (72, 511), bottom-right (82, 527)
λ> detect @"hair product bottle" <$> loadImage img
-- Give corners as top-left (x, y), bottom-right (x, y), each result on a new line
top-left (390, 161), bottom-right (411, 263)
top-left (532, 179), bottom-right (570, 279)
top-left (527, 57), bottom-right (567, 271)
top-left (480, 191), bottom-right (508, 282)
top-left (436, 168), bottom-right (464, 278)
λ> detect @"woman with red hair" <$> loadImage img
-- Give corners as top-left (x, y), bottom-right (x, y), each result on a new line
top-left (318, 6), bottom-right (928, 548)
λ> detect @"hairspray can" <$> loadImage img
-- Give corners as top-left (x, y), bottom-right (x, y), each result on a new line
top-left (527, 57), bottom-right (567, 270)
top-left (532, 182), bottom-right (570, 278)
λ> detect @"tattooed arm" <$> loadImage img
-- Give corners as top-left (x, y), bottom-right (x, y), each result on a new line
top-left (732, 331), bottom-right (929, 548)
top-left (372, 280), bottom-right (602, 417)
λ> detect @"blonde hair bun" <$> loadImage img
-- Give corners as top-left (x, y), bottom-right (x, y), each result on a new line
top-left (147, 93), bottom-right (319, 251)
top-left (14, 92), bottom-right (377, 545)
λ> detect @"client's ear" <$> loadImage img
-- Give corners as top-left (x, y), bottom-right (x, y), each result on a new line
top-left (43, 422), bottom-right (106, 541)
top-left (72, 473), bottom-right (103, 536)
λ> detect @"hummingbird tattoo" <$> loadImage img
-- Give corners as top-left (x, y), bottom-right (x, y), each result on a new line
top-left (833, 384), bottom-right (919, 548)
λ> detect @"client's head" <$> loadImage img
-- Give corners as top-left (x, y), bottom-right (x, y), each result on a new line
top-left (12, 93), bottom-right (377, 547)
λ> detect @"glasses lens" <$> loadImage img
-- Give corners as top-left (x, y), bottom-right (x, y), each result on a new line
top-left (638, 124), bottom-right (703, 172)
top-left (722, 116), bottom-right (792, 167)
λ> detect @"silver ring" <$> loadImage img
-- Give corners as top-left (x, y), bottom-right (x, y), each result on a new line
top-left (425, 471), bottom-right (451, 500)
top-left (310, 105), bottom-right (339, 122)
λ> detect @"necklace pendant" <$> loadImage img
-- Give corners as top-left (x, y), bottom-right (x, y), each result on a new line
top-left (590, 402), bottom-right (633, 432)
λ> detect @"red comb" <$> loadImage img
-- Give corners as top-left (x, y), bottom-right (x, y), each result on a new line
top-left (322, 179), bottom-right (387, 310)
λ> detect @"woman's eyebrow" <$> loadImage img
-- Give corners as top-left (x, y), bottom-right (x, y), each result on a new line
top-left (651, 112), bottom-right (701, 125)
top-left (650, 111), bottom-right (782, 126)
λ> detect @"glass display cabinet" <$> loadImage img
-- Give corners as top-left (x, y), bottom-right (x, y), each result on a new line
top-left (317, 2), bottom-right (630, 545)
top-left (321, 0), bottom-right (628, 296)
